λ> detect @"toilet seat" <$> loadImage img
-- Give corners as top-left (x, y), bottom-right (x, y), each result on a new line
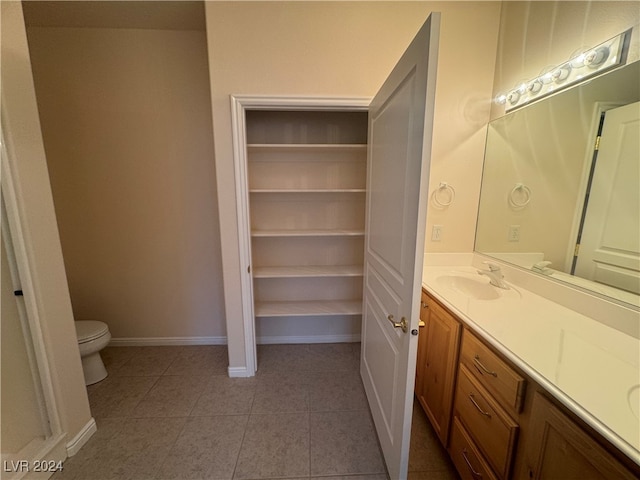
top-left (76, 320), bottom-right (109, 344)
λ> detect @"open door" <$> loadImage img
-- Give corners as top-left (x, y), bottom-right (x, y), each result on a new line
top-left (360, 13), bottom-right (440, 479)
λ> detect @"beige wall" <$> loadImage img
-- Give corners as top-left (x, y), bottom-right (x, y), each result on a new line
top-left (205, 1), bottom-right (502, 369)
top-left (27, 26), bottom-right (225, 340)
top-left (1, 0), bottom-right (91, 451)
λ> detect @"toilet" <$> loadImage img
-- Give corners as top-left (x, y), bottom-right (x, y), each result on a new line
top-left (75, 320), bottom-right (111, 386)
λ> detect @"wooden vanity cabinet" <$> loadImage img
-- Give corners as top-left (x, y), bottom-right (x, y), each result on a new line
top-left (452, 329), bottom-right (523, 479)
top-left (417, 289), bottom-right (640, 480)
top-left (415, 290), bottom-right (461, 447)
top-left (521, 392), bottom-right (638, 480)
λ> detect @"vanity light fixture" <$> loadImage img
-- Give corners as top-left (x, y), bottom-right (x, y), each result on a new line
top-left (496, 29), bottom-right (630, 111)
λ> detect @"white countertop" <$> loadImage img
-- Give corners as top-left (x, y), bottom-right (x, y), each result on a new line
top-left (421, 258), bottom-right (640, 466)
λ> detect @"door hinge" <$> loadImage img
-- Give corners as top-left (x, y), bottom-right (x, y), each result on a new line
top-left (14, 290), bottom-right (23, 296)
top-left (248, 265), bottom-right (251, 274)
top-left (594, 135), bottom-right (601, 151)
top-left (574, 244), bottom-right (580, 256)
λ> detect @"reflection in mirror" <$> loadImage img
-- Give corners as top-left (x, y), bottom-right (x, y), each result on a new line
top-left (476, 61), bottom-right (640, 309)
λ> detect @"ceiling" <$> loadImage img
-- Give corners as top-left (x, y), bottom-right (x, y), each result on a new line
top-left (22, 1), bottom-right (206, 31)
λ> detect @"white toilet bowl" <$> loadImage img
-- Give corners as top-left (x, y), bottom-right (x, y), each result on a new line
top-left (75, 320), bottom-right (111, 386)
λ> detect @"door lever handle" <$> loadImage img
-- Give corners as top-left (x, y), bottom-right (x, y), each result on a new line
top-left (387, 314), bottom-right (408, 333)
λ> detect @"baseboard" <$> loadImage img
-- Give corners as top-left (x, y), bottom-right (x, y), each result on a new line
top-left (109, 335), bottom-right (360, 347)
top-left (108, 336), bottom-right (227, 347)
top-left (256, 334), bottom-right (361, 344)
top-left (66, 418), bottom-right (97, 457)
top-left (228, 366), bottom-right (253, 378)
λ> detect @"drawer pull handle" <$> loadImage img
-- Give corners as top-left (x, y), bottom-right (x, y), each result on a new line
top-left (473, 355), bottom-right (497, 377)
top-left (462, 448), bottom-right (483, 479)
top-left (469, 393), bottom-right (491, 418)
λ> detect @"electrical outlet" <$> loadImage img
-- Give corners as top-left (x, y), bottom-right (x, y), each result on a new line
top-left (432, 225), bottom-right (443, 242)
top-left (508, 225), bottom-right (521, 242)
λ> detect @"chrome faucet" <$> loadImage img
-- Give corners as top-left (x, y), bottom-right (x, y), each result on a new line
top-left (477, 262), bottom-right (510, 289)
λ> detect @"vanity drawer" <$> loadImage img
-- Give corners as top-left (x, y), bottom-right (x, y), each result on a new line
top-left (460, 329), bottom-right (526, 415)
top-left (450, 416), bottom-right (499, 480)
top-left (455, 364), bottom-right (518, 479)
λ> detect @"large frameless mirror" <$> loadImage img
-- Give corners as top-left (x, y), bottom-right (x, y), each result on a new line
top-left (475, 60), bottom-right (640, 309)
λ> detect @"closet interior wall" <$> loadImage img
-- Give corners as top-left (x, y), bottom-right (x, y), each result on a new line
top-left (245, 110), bottom-right (368, 343)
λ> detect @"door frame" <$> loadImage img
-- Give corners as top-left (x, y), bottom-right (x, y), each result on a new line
top-left (1, 129), bottom-right (66, 472)
top-left (564, 101), bottom-right (624, 272)
top-left (229, 95), bottom-right (370, 376)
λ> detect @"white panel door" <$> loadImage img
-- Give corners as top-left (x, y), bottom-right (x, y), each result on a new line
top-left (360, 13), bottom-right (440, 480)
top-left (575, 101), bottom-right (640, 295)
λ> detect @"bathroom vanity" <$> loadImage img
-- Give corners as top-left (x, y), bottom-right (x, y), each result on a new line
top-left (417, 259), bottom-right (640, 479)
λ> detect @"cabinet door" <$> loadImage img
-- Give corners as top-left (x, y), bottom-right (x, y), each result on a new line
top-left (523, 392), bottom-right (637, 480)
top-left (416, 295), bottom-right (461, 446)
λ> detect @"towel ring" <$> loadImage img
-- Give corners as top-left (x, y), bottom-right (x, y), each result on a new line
top-left (432, 182), bottom-right (455, 208)
top-left (509, 183), bottom-right (531, 208)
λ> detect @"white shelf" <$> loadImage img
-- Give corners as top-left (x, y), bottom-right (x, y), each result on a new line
top-left (253, 265), bottom-right (363, 278)
top-left (248, 143), bottom-right (366, 151)
top-left (252, 229), bottom-right (364, 237)
top-left (255, 300), bottom-right (363, 317)
top-left (250, 189), bottom-right (365, 193)
top-left (246, 110), bottom-right (367, 329)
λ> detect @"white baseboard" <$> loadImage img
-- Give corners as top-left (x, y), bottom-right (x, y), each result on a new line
top-left (66, 418), bottom-right (97, 457)
top-left (108, 336), bottom-right (227, 347)
top-left (256, 334), bottom-right (361, 344)
top-left (228, 366), bottom-right (253, 378)
top-left (109, 335), bottom-right (360, 347)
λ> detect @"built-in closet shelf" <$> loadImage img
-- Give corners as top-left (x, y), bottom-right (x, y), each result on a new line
top-left (248, 143), bottom-right (366, 155)
top-left (253, 265), bottom-right (363, 278)
top-left (255, 300), bottom-right (363, 317)
top-left (251, 229), bottom-right (365, 238)
top-left (250, 189), bottom-right (366, 193)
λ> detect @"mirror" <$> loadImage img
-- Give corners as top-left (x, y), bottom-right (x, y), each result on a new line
top-left (475, 60), bottom-right (640, 308)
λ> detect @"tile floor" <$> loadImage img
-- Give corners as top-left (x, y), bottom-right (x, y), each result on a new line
top-left (52, 344), bottom-right (457, 480)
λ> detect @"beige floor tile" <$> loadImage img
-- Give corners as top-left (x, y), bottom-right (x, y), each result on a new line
top-left (308, 370), bottom-right (368, 412)
top-left (408, 400), bottom-right (457, 475)
top-left (55, 344), bottom-right (458, 480)
top-left (72, 417), bottom-right (187, 479)
top-left (234, 413), bottom-right (310, 479)
top-left (407, 471), bottom-right (458, 480)
top-left (156, 415), bottom-right (249, 480)
top-left (252, 371), bottom-right (309, 413)
top-left (307, 343), bottom-right (359, 372)
top-left (131, 375), bottom-right (207, 417)
top-left (190, 375), bottom-right (257, 416)
top-left (112, 347), bottom-right (182, 376)
top-left (255, 344), bottom-right (311, 373)
top-left (101, 346), bottom-right (139, 374)
top-left (88, 376), bottom-right (159, 418)
top-left (310, 476), bottom-right (389, 480)
top-left (164, 345), bottom-right (228, 376)
top-left (310, 410), bottom-right (385, 476)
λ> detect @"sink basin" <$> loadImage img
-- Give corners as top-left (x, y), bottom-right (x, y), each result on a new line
top-left (629, 385), bottom-right (640, 420)
top-left (436, 274), bottom-right (501, 300)
top-left (435, 272), bottom-right (522, 301)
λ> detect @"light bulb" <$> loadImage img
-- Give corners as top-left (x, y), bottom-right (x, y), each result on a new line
top-left (584, 46), bottom-right (610, 68)
top-left (552, 64), bottom-right (571, 82)
top-left (527, 79), bottom-right (543, 94)
top-left (507, 90), bottom-right (521, 105)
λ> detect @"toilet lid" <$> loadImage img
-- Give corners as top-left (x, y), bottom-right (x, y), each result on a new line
top-left (76, 321), bottom-right (109, 344)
